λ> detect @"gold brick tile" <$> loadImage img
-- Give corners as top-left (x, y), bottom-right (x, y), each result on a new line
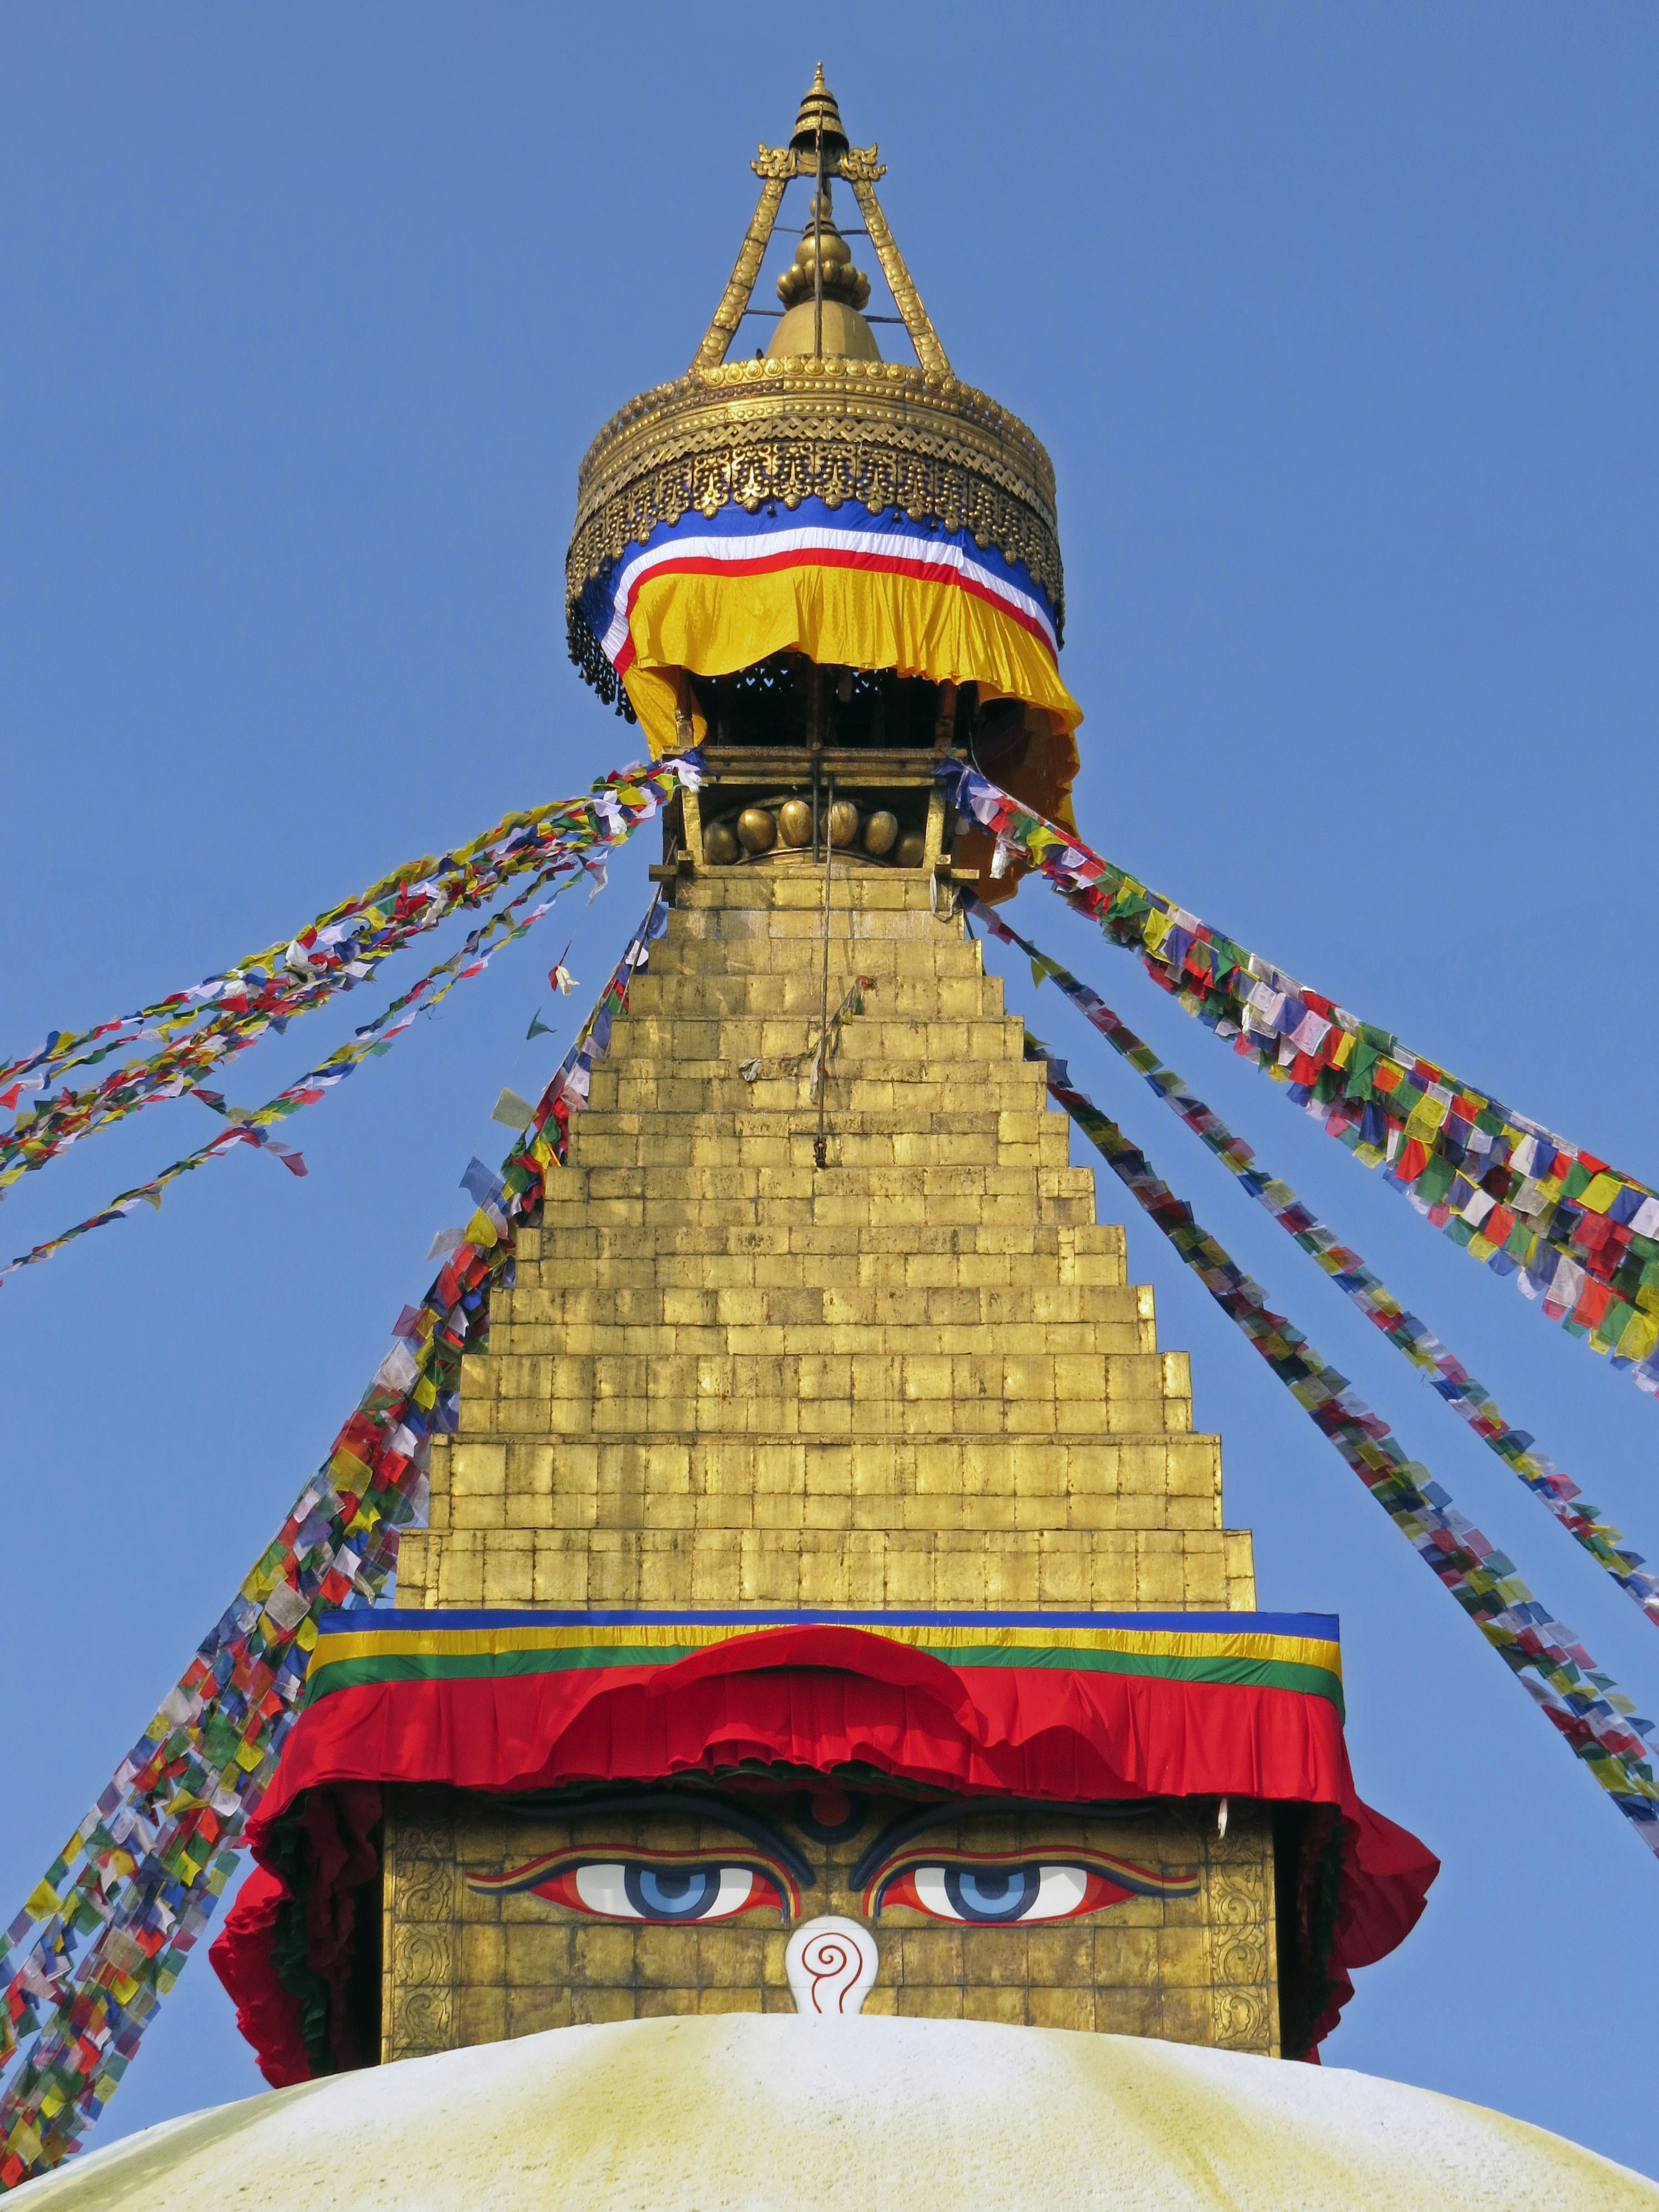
top-left (633, 1988), bottom-right (700, 2019)
top-left (1029, 1986), bottom-right (1096, 2032)
top-left (414, 880), bottom-right (1250, 1624)
top-left (963, 1986), bottom-right (1028, 2024)
top-left (455, 1986), bottom-right (507, 2046)
top-left (506, 1986), bottom-right (573, 2037)
top-left (569, 1990), bottom-right (636, 2027)
top-left (1093, 1988), bottom-right (1158, 2036)
top-left (1157, 1987), bottom-right (1213, 2047)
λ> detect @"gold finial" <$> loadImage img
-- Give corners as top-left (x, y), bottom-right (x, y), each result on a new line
top-left (775, 189), bottom-right (870, 314)
top-left (789, 63), bottom-right (848, 157)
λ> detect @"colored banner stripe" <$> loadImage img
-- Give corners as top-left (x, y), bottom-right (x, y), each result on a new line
top-left (304, 1607), bottom-right (1345, 1713)
top-left (588, 496), bottom-right (1060, 668)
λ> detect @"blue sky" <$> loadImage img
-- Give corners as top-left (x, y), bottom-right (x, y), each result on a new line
top-left (3, 1), bottom-right (1658, 2181)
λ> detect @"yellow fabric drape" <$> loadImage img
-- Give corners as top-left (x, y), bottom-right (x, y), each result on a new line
top-left (614, 562), bottom-right (1084, 899)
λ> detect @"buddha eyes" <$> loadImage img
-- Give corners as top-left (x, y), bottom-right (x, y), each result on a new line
top-left (468, 1839), bottom-right (1193, 1928)
top-left (877, 1861), bottom-right (1103, 1924)
top-left (571, 1862), bottom-right (778, 1922)
top-left (465, 1851), bottom-right (791, 1923)
top-left (864, 1847), bottom-right (1192, 1923)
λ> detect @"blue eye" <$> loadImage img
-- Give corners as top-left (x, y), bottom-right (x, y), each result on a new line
top-left (943, 1866), bottom-right (1040, 1922)
top-left (624, 1865), bottom-right (724, 1920)
top-left (901, 1864), bottom-right (1094, 1923)
top-left (566, 1862), bottom-right (773, 1921)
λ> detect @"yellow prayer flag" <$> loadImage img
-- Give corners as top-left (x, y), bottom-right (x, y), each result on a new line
top-left (22, 1879), bottom-right (61, 1923)
top-left (1578, 1172), bottom-right (1624, 1216)
top-left (1616, 1307), bottom-right (1659, 1364)
top-left (234, 1737), bottom-right (265, 1773)
top-left (297, 1615), bottom-right (320, 1650)
top-left (464, 1206), bottom-right (499, 1250)
top-left (1405, 1092), bottom-right (1450, 1138)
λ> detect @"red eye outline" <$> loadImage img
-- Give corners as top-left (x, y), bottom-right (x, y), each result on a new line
top-left (863, 1847), bottom-right (1198, 1922)
top-left (465, 1847), bottom-right (800, 1921)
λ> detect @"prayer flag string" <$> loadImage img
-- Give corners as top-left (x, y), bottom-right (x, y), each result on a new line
top-left (0, 756), bottom-right (700, 1201)
top-left (0, 846), bottom-right (593, 1286)
top-left (965, 890), bottom-right (1659, 1632)
top-left (1021, 1033), bottom-right (1659, 1852)
top-left (0, 896), bottom-right (665, 2190)
top-left (942, 762), bottom-right (1659, 1397)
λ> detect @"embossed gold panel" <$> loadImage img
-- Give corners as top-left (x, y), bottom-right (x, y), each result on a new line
top-left (381, 1786), bottom-right (1278, 2057)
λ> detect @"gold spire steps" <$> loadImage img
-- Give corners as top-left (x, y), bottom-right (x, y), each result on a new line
top-left (381, 71), bottom-right (1276, 2063)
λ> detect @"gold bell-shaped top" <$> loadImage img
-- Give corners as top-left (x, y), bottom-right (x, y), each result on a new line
top-left (769, 67), bottom-right (874, 359)
top-left (789, 62), bottom-right (848, 157)
top-left (776, 191), bottom-right (871, 314)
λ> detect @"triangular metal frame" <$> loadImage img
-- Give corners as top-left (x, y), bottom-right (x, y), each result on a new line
top-left (689, 141), bottom-right (951, 378)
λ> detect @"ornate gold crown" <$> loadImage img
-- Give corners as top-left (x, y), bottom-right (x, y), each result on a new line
top-left (566, 67), bottom-right (1064, 706)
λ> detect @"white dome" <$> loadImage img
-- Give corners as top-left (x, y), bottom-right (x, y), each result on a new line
top-left (17, 2015), bottom-right (1655, 2212)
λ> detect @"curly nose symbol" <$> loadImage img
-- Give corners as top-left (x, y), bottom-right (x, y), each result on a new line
top-left (785, 1915), bottom-right (880, 2016)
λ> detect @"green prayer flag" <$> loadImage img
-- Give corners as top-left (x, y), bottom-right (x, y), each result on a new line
top-left (526, 1008), bottom-right (554, 1041)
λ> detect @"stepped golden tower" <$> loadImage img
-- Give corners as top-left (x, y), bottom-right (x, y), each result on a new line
top-left (214, 70), bottom-right (1430, 2088)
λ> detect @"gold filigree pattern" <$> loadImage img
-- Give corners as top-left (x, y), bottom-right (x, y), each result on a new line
top-left (569, 359), bottom-right (1063, 629)
top-left (1204, 1842), bottom-right (1272, 2051)
top-left (845, 175), bottom-right (950, 377)
top-left (836, 147), bottom-right (890, 185)
top-left (1211, 1986), bottom-right (1271, 2051)
top-left (395, 1838), bottom-right (456, 1926)
top-left (387, 1814), bottom-right (458, 2059)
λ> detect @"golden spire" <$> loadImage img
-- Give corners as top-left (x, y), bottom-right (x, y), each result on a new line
top-left (775, 192), bottom-right (869, 315)
top-left (568, 70), bottom-right (1065, 690)
top-left (789, 62), bottom-right (848, 156)
top-left (768, 182), bottom-right (875, 360)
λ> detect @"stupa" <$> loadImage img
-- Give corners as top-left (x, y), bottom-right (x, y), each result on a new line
top-left (204, 65), bottom-right (1441, 2111)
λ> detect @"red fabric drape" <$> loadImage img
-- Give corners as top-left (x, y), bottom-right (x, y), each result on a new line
top-left (213, 1627), bottom-right (1435, 2081)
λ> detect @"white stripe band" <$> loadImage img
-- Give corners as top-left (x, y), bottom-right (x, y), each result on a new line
top-left (597, 522), bottom-right (1057, 664)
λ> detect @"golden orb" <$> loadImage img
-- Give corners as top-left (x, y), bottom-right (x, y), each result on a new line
top-left (895, 831), bottom-right (926, 868)
top-left (737, 808), bottom-right (778, 855)
top-left (777, 799), bottom-right (814, 848)
top-left (703, 820), bottom-right (740, 865)
top-left (862, 810), bottom-right (899, 856)
top-left (827, 800), bottom-right (861, 848)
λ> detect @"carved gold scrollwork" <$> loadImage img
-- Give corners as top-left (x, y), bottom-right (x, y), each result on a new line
top-left (388, 1811), bottom-right (458, 2059)
top-left (395, 1842), bottom-right (455, 1926)
top-left (568, 364), bottom-right (1065, 634)
top-left (1211, 1986), bottom-right (1271, 2051)
top-left (396, 1987), bottom-right (454, 2049)
top-left (1206, 1851), bottom-right (1269, 2045)
top-left (1208, 1859), bottom-right (1261, 1926)
top-left (836, 146), bottom-right (888, 184)
top-left (750, 144), bottom-right (802, 182)
top-left (1211, 1919), bottom-right (1269, 1987)
top-left (395, 1925), bottom-right (456, 1986)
